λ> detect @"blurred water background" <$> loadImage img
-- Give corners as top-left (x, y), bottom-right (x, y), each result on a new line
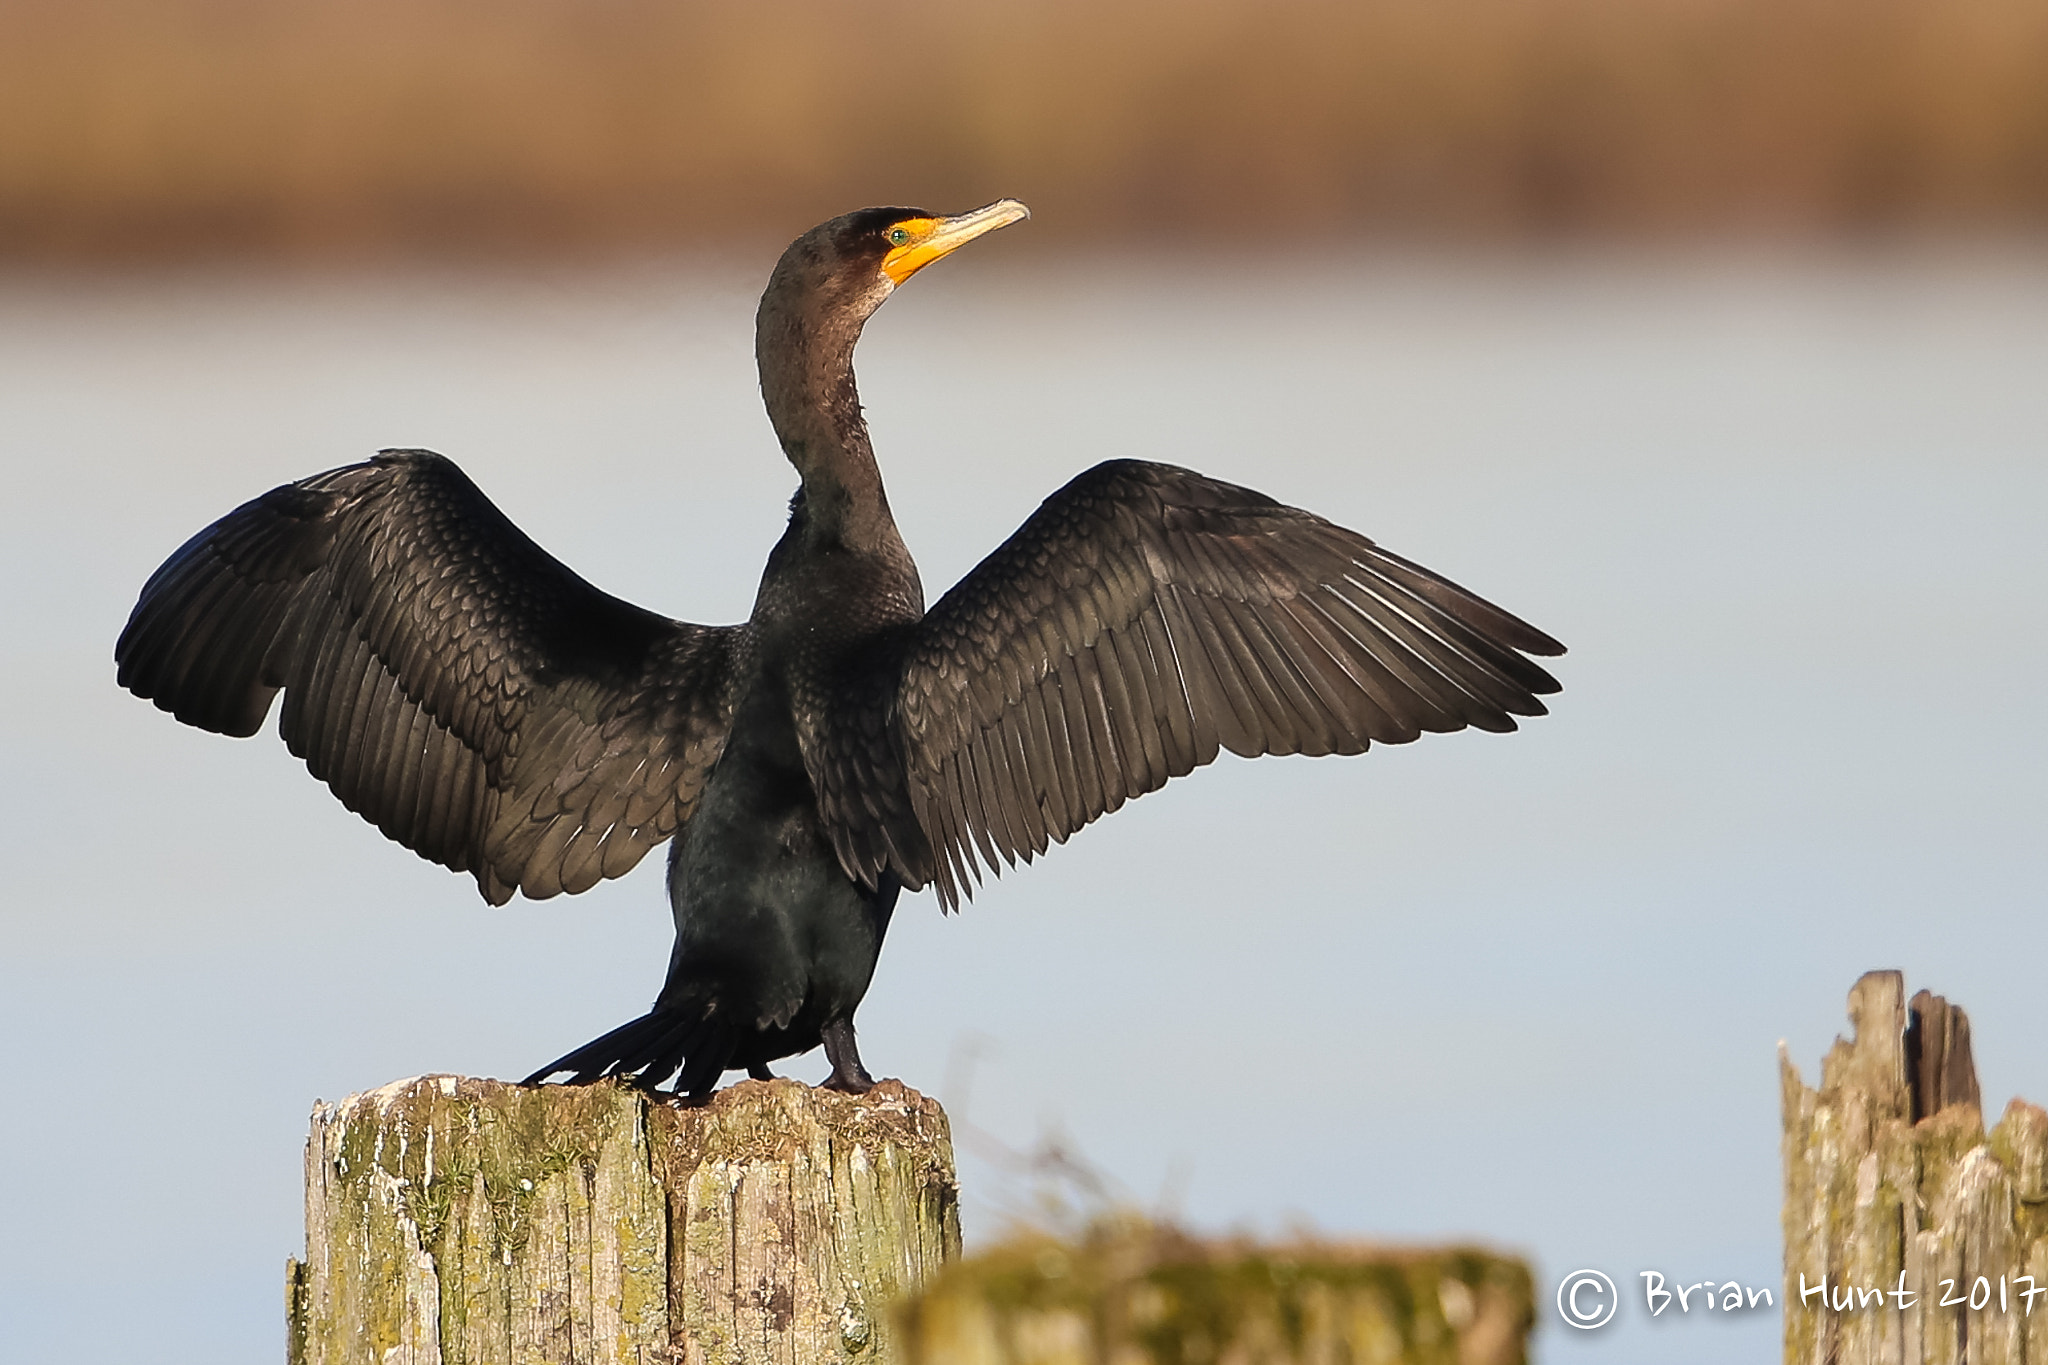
top-left (3, 3), bottom-right (2046, 1364)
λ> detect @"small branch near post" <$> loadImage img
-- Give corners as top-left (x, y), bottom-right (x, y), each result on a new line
top-left (1783, 971), bottom-right (2048, 1365)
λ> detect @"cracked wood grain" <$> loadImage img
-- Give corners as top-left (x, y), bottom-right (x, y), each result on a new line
top-left (1784, 972), bottom-right (2048, 1365)
top-left (288, 1076), bottom-right (957, 1365)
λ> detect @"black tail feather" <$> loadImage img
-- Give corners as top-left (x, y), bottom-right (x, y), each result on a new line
top-left (523, 1008), bottom-right (738, 1097)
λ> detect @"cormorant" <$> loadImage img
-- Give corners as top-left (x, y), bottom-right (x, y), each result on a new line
top-left (115, 201), bottom-right (1564, 1098)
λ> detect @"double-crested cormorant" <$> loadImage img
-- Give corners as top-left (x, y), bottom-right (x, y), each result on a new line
top-left (116, 201), bottom-right (1564, 1098)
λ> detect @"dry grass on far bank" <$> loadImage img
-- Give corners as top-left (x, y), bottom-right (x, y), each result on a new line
top-left (4, 0), bottom-right (2047, 260)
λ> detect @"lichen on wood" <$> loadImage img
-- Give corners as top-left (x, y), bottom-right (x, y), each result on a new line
top-left (288, 1075), bottom-right (958, 1365)
top-left (1782, 971), bottom-right (2048, 1365)
top-left (892, 1214), bottom-right (1533, 1365)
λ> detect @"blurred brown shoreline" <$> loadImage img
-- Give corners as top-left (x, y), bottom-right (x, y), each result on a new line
top-left (5, 0), bottom-right (2047, 262)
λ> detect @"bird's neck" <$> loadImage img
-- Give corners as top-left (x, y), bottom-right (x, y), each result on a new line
top-left (757, 302), bottom-right (900, 555)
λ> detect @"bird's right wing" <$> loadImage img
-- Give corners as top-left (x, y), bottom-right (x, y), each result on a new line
top-left (890, 459), bottom-right (1564, 908)
top-left (116, 450), bottom-right (741, 904)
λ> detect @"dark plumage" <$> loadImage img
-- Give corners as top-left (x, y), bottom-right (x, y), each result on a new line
top-left (116, 201), bottom-right (1565, 1097)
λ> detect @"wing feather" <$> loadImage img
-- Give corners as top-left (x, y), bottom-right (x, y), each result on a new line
top-left (981, 722), bottom-right (1031, 867)
top-left (1106, 623), bottom-right (1166, 790)
top-left (1179, 594), bottom-right (1269, 754)
top-left (1294, 592), bottom-right (1464, 731)
top-left (1027, 669), bottom-right (1080, 836)
top-left (1202, 596), bottom-right (1302, 751)
top-left (1135, 607), bottom-right (1199, 777)
top-left (1155, 588), bottom-right (1228, 766)
top-left (1003, 712), bottom-right (1053, 857)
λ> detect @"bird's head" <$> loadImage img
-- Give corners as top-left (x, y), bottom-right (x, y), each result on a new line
top-left (766, 200), bottom-right (1031, 323)
top-left (756, 200), bottom-right (1030, 469)
top-left (759, 200), bottom-right (1030, 357)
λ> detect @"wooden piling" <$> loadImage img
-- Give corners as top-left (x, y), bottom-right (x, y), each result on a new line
top-left (1783, 971), bottom-right (2048, 1365)
top-left (287, 1075), bottom-right (958, 1365)
top-left (892, 1215), bottom-right (1534, 1365)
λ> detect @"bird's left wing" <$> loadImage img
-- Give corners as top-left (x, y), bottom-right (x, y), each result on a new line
top-left (116, 450), bottom-right (740, 904)
top-left (882, 459), bottom-right (1564, 909)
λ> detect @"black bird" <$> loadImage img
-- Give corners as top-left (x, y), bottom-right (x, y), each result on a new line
top-left (116, 201), bottom-right (1564, 1098)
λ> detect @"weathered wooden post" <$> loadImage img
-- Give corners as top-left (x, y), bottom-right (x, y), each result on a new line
top-left (287, 1075), bottom-right (959, 1365)
top-left (892, 1216), bottom-right (1534, 1365)
top-left (1783, 970), bottom-right (2048, 1365)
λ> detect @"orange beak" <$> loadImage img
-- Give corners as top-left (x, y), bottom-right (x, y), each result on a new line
top-left (880, 199), bottom-right (1031, 286)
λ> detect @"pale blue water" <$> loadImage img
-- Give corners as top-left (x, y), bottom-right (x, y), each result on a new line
top-left (2, 245), bottom-right (2044, 1363)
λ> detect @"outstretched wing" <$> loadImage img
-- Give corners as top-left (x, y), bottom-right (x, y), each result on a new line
top-left (116, 450), bottom-right (741, 904)
top-left (887, 459), bottom-right (1563, 908)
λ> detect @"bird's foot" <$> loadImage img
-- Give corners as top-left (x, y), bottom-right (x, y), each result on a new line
top-left (747, 1062), bottom-right (777, 1082)
top-left (821, 1070), bottom-right (876, 1094)
top-left (820, 1018), bottom-right (877, 1093)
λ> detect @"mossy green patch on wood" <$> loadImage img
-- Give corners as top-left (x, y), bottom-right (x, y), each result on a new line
top-left (894, 1215), bottom-right (1533, 1365)
top-left (1784, 973), bottom-right (2048, 1365)
top-left (653, 1078), bottom-right (959, 1364)
top-left (291, 1075), bottom-right (664, 1365)
top-left (291, 1074), bottom-right (957, 1365)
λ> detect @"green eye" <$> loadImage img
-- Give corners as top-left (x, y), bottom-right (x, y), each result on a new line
top-left (888, 227), bottom-right (910, 246)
